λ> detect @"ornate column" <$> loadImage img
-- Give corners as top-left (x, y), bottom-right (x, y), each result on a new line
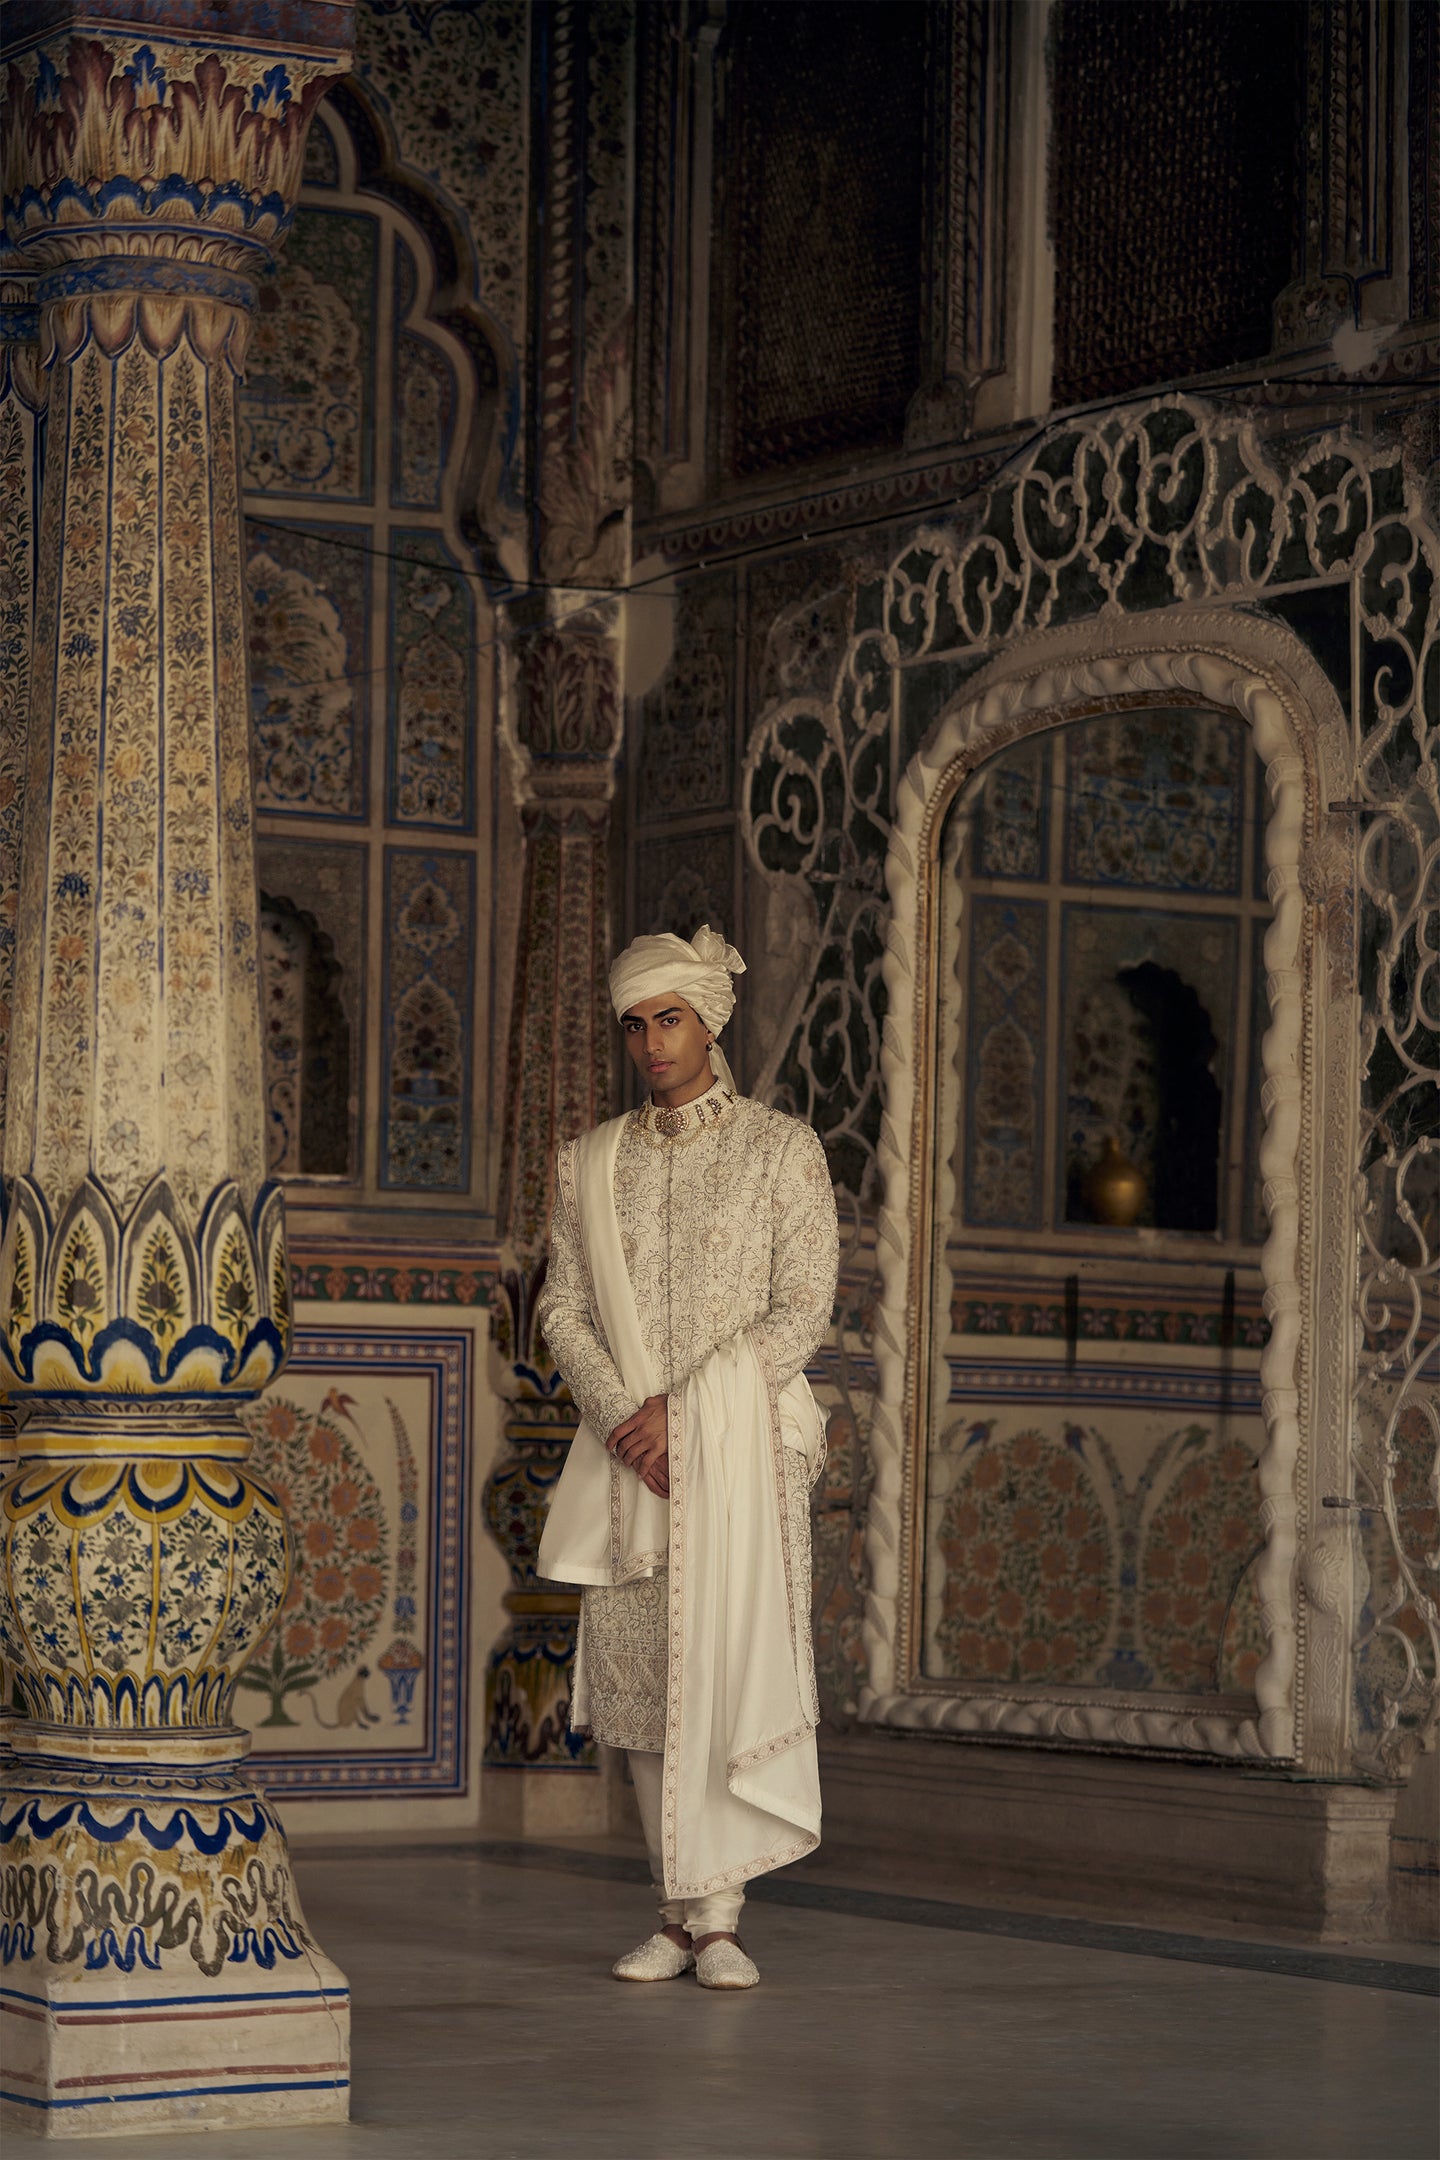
top-left (0, 272), bottom-right (43, 1774)
top-left (498, 618), bottom-right (622, 1255)
top-left (481, 1267), bottom-right (598, 1817)
top-left (1273, 0), bottom-right (1406, 347)
top-left (480, 1), bottom-right (636, 1832)
top-left (0, 16), bottom-right (352, 2136)
top-left (483, 610), bottom-right (623, 1830)
top-left (905, 0), bottom-right (1014, 447)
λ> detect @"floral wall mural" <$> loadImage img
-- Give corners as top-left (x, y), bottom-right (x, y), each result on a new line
top-left (925, 1418), bottom-right (1265, 1697)
top-left (247, 535), bottom-right (369, 819)
top-left (238, 1323), bottom-right (476, 1805)
top-left (240, 1388), bottom-right (391, 1728)
top-left (242, 207), bottom-right (375, 500)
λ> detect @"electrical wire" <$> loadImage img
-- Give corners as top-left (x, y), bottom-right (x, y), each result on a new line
top-left (245, 363), bottom-right (1432, 699)
top-left (247, 361), bottom-right (1429, 603)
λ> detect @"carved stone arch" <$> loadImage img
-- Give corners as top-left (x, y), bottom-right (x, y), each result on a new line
top-left (864, 607), bottom-right (1360, 1771)
top-left (313, 79), bottom-right (517, 554)
top-left (303, 78), bottom-right (520, 575)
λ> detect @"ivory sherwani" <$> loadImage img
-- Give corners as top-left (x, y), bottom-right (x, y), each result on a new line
top-left (536, 1083), bottom-right (839, 1896)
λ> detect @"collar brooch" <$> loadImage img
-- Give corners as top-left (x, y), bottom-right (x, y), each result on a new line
top-left (640, 1089), bottom-right (737, 1143)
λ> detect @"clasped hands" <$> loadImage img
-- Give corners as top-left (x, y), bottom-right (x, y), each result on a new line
top-left (606, 1394), bottom-right (670, 1498)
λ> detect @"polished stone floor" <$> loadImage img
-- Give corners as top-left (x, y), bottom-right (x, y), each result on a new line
top-left (22, 1845), bottom-right (1439, 2159)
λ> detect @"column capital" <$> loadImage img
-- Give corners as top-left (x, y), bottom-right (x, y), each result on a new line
top-left (1, 11), bottom-right (352, 367)
top-left (502, 606), bottom-right (625, 823)
top-left (520, 762), bottom-right (618, 833)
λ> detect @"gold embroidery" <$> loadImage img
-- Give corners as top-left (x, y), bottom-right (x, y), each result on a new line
top-left (581, 1570), bottom-right (668, 1750)
top-left (662, 1380), bottom-right (687, 1896)
top-left (540, 1095), bottom-right (837, 1903)
top-left (585, 1444), bottom-right (816, 1760)
top-left (540, 1096), bottom-right (838, 1458)
top-left (728, 1721), bottom-right (816, 1782)
top-left (666, 1830), bottom-right (820, 1903)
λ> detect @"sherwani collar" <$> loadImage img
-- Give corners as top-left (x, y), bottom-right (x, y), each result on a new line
top-left (635, 1080), bottom-right (738, 1143)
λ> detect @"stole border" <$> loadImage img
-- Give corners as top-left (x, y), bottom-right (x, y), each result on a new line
top-left (660, 1338), bottom-right (820, 1901)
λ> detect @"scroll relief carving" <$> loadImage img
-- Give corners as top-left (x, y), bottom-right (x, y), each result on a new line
top-left (742, 395), bottom-right (1438, 1769)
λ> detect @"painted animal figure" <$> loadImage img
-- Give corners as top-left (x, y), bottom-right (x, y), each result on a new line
top-left (309, 1665), bottom-right (383, 1730)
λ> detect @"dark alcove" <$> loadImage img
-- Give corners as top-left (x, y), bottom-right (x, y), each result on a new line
top-left (1116, 961), bottom-right (1222, 1233)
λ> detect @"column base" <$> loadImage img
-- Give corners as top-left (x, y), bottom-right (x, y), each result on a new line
top-left (1, 1730), bottom-right (349, 2139)
top-left (481, 1760), bottom-right (608, 1839)
top-left (1, 1969), bottom-right (349, 2141)
top-left (483, 1601), bottom-right (596, 1775)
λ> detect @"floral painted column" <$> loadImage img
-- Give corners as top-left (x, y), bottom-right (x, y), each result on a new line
top-left (0, 18), bottom-right (352, 2138)
top-left (0, 274), bottom-right (42, 1771)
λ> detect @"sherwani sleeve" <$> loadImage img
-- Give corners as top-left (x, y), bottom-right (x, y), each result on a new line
top-left (749, 1120), bottom-right (840, 1388)
top-left (535, 1144), bottom-right (638, 1444)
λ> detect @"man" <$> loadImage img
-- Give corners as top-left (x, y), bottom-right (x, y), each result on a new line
top-left (536, 924), bottom-right (838, 1990)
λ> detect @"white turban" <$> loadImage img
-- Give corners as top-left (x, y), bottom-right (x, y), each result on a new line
top-left (609, 924), bottom-right (746, 1092)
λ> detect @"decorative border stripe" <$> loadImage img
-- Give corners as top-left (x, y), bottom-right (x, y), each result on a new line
top-left (1, 2002), bottom-right (341, 2029)
top-left (946, 1364), bottom-right (1263, 1412)
top-left (0, 8), bottom-right (354, 63)
top-left (290, 1258), bottom-right (498, 1307)
top-left (0, 1983), bottom-right (339, 2011)
top-left (36, 260), bottom-right (256, 309)
top-left (1, 2079), bottom-right (348, 2111)
top-left (805, 1353), bottom-right (1264, 1415)
top-left (5, 2060), bottom-right (346, 2090)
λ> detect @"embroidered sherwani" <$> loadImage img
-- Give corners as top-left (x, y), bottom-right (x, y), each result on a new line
top-left (536, 1083), bottom-right (838, 1886)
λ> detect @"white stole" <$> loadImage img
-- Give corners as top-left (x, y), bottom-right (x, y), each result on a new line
top-left (537, 1112), bottom-right (823, 1896)
top-left (536, 1114), bottom-right (669, 1589)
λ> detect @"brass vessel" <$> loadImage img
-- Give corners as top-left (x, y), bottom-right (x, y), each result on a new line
top-left (1084, 1136), bottom-right (1147, 1226)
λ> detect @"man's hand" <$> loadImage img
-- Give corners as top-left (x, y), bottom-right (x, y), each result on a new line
top-left (607, 1395), bottom-right (669, 1497)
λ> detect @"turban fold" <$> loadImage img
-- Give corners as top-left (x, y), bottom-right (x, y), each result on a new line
top-left (609, 924), bottom-right (746, 1091)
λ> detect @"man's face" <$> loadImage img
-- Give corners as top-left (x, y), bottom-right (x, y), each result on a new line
top-left (621, 993), bottom-right (713, 1105)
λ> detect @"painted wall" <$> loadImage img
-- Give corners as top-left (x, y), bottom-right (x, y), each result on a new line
top-left (237, 69), bottom-right (520, 1833)
top-left (217, 3), bottom-right (1437, 1921)
top-left (621, 0), bottom-right (1438, 1846)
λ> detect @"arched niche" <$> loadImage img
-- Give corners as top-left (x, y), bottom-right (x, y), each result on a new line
top-left (862, 611), bottom-right (1359, 1768)
top-left (242, 84), bottom-right (502, 1206)
top-left (259, 891), bottom-right (354, 1181)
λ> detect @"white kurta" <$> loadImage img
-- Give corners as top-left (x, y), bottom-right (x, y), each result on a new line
top-left (536, 1082), bottom-right (839, 1896)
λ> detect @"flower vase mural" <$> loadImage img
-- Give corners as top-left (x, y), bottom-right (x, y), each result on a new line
top-left (0, 17), bottom-right (353, 2137)
top-left (924, 1420), bottom-right (1265, 1696)
top-left (237, 1393), bottom-right (390, 1727)
top-left (379, 1394), bottom-right (427, 1722)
